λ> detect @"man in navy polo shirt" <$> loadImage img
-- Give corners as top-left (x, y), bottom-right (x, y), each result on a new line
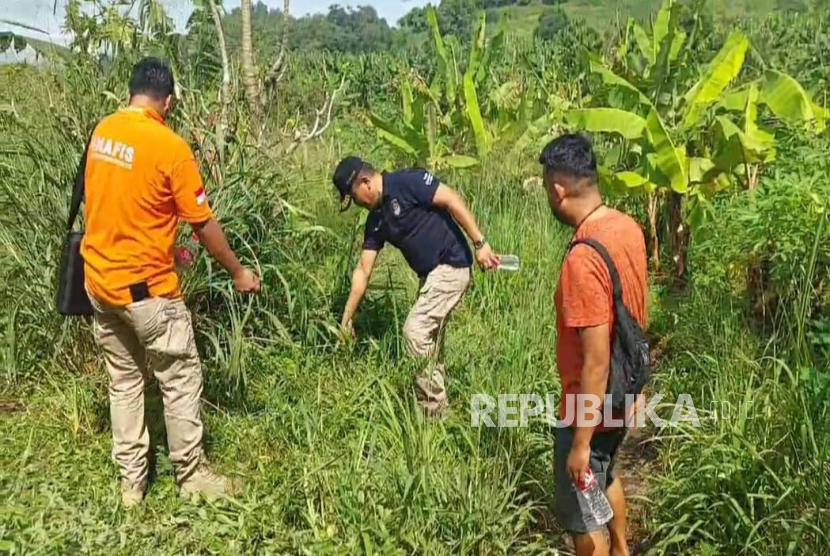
top-left (332, 156), bottom-right (500, 417)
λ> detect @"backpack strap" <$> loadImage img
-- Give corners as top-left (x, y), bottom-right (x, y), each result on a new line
top-left (67, 127), bottom-right (96, 232)
top-left (568, 238), bottom-right (623, 304)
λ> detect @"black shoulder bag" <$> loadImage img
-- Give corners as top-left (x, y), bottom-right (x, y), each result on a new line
top-left (568, 238), bottom-right (651, 411)
top-left (56, 135), bottom-right (94, 316)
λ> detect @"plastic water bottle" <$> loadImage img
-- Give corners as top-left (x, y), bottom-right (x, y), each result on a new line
top-left (576, 468), bottom-right (614, 526)
top-left (497, 254), bottom-right (520, 272)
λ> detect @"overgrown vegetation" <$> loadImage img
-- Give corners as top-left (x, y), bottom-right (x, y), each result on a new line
top-left (2, 0), bottom-right (829, 554)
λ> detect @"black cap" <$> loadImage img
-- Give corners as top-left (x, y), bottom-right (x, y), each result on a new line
top-left (332, 156), bottom-right (365, 204)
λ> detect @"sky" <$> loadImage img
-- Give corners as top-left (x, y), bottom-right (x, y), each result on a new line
top-left (1, 0), bottom-right (431, 43)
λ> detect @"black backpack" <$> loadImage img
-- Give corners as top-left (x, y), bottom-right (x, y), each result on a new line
top-left (56, 130), bottom-right (95, 316)
top-left (567, 238), bottom-right (651, 412)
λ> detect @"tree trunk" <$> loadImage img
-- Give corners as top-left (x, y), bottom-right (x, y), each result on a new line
top-left (647, 192), bottom-right (660, 271)
top-left (668, 191), bottom-right (690, 290)
top-left (240, 0), bottom-right (261, 116)
top-left (264, 0), bottom-right (290, 90)
top-left (207, 0), bottom-right (231, 164)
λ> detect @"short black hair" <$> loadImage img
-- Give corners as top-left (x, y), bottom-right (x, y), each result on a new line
top-left (129, 57), bottom-right (175, 101)
top-left (538, 133), bottom-right (598, 185)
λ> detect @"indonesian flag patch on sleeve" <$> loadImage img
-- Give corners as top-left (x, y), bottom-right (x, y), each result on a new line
top-left (195, 187), bottom-right (206, 206)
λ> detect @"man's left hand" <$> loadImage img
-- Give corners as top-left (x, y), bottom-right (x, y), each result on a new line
top-left (475, 243), bottom-right (500, 270)
top-left (567, 442), bottom-right (591, 485)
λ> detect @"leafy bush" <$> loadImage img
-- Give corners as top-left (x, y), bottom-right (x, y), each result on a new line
top-left (691, 147), bottom-right (830, 366)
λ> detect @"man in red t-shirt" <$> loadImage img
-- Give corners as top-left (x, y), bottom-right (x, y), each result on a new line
top-left (542, 134), bottom-right (647, 556)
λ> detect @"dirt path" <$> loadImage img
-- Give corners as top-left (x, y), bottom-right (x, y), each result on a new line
top-left (615, 422), bottom-right (659, 555)
top-left (556, 336), bottom-right (668, 555)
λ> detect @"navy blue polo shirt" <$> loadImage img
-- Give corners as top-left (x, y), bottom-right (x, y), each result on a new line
top-left (362, 168), bottom-right (473, 277)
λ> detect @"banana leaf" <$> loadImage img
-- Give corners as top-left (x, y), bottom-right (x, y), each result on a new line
top-left (720, 84), bottom-right (751, 112)
top-left (368, 113), bottom-right (419, 157)
top-left (669, 28), bottom-right (686, 62)
top-left (712, 116), bottom-right (772, 170)
top-left (426, 6), bottom-right (456, 107)
top-left (444, 155), bottom-right (479, 169)
top-left (686, 189), bottom-right (711, 232)
top-left (599, 167), bottom-right (654, 196)
top-left (683, 30), bottom-right (749, 129)
top-left (401, 77), bottom-right (414, 127)
top-left (651, 0), bottom-right (682, 88)
top-left (477, 18), bottom-right (505, 85)
top-left (652, 0), bottom-right (674, 61)
top-left (760, 70), bottom-right (827, 133)
top-left (632, 22), bottom-right (654, 67)
top-left (490, 80), bottom-right (523, 113)
top-left (468, 11), bottom-right (486, 80)
top-left (688, 157), bottom-right (716, 183)
top-left (426, 103), bottom-right (438, 164)
top-left (589, 58), bottom-right (651, 108)
top-left (614, 171), bottom-right (657, 193)
top-left (464, 72), bottom-right (488, 158)
top-left (645, 108), bottom-right (688, 193)
top-left (509, 114), bottom-right (554, 157)
top-left (744, 83), bottom-right (775, 157)
top-left (565, 108), bottom-right (647, 140)
top-left (411, 97), bottom-right (425, 138)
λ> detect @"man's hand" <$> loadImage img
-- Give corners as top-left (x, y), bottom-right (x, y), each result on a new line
top-left (233, 267), bottom-right (261, 293)
top-left (475, 243), bottom-right (500, 270)
top-left (567, 442), bottom-right (591, 485)
top-left (339, 316), bottom-right (356, 343)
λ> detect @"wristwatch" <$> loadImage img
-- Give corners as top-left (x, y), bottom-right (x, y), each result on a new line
top-left (473, 237), bottom-right (488, 250)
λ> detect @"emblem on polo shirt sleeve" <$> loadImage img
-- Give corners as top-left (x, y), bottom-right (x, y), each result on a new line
top-left (195, 187), bottom-right (206, 205)
top-left (391, 198), bottom-right (401, 216)
top-left (423, 172), bottom-right (434, 186)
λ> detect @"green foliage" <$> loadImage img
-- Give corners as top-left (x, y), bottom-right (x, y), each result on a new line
top-left (535, 8), bottom-right (570, 41)
top-left (569, 0), bottom-right (825, 249)
top-left (366, 6), bottom-right (513, 169)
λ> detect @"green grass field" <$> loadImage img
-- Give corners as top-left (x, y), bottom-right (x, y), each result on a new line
top-left (490, 0), bottom-right (790, 36)
top-left (0, 154), bottom-right (575, 553)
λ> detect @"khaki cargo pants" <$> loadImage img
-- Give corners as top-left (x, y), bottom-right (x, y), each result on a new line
top-left (89, 293), bottom-right (205, 489)
top-left (404, 264), bottom-right (472, 415)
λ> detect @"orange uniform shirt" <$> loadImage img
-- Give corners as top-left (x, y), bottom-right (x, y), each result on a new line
top-left (555, 208), bottom-right (648, 431)
top-left (81, 106), bottom-right (212, 306)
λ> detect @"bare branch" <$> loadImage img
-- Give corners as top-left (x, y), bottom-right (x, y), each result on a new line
top-left (284, 75), bottom-right (347, 155)
top-left (264, 0), bottom-right (290, 87)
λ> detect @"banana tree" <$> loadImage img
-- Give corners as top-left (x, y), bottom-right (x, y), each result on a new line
top-left (366, 71), bottom-right (479, 171)
top-left (366, 5), bottom-right (506, 170)
top-left (565, 0), bottom-right (826, 285)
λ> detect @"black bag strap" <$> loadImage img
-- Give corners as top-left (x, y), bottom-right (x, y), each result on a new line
top-left (568, 238), bottom-right (624, 304)
top-left (67, 127), bottom-right (97, 232)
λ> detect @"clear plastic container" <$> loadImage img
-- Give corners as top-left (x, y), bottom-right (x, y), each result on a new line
top-left (576, 468), bottom-right (614, 526)
top-left (497, 254), bottom-right (520, 272)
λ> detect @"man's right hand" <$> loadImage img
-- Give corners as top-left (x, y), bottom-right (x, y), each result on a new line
top-left (475, 243), bottom-right (500, 270)
top-left (233, 267), bottom-right (261, 293)
top-left (339, 317), bottom-right (356, 342)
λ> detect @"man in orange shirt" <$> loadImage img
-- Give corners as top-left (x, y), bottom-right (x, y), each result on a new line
top-left (541, 134), bottom-right (647, 556)
top-left (82, 57), bottom-right (261, 507)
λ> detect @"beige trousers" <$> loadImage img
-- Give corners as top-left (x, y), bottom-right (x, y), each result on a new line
top-left (89, 294), bottom-right (205, 488)
top-left (403, 264), bottom-right (472, 413)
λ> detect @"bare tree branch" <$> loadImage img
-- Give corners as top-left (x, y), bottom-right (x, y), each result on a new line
top-left (264, 0), bottom-right (290, 88)
top-left (284, 75), bottom-right (347, 155)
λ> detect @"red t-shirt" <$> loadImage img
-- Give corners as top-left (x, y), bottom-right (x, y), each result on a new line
top-left (555, 208), bottom-right (648, 431)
